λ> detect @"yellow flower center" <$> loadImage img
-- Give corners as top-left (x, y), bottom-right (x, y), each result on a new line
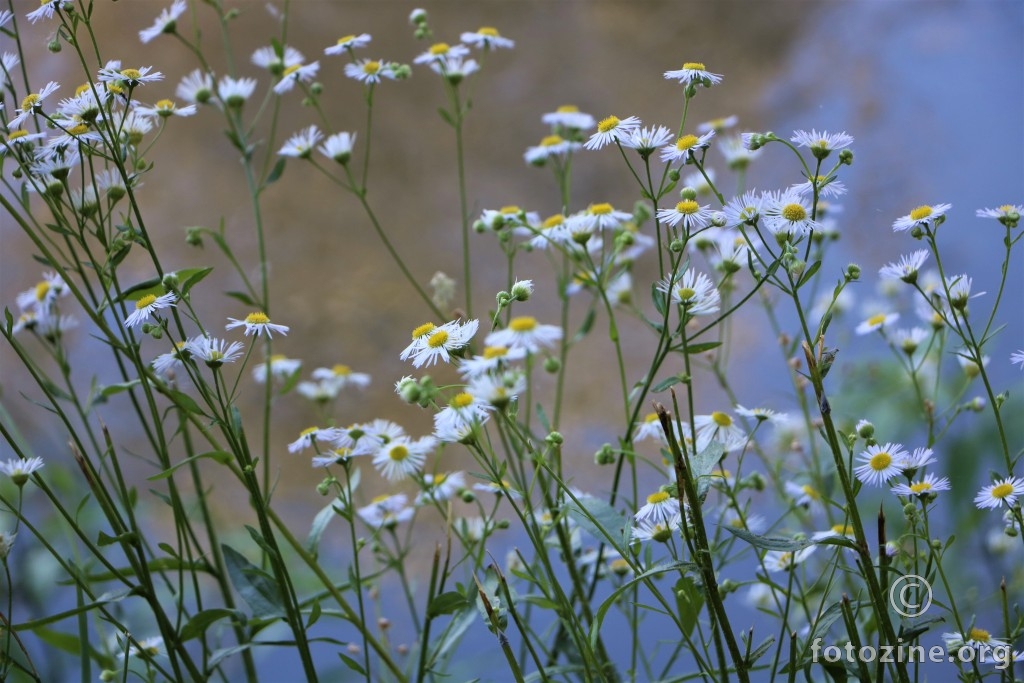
top-left (300, 426), bottom-right (318, 437)
top-left (337, 35), bottom-right (357, 44)
top-left (136, 294), bottom-right (157, 309)
top-left (478, 27), bottom-right (499, 37)
top-left (866, 313), bottom-right (888, 327)
top-left (909, 206), bottom-right (933, 221)
top-left (683, 62), bottom-right (706, 70)
top-left (482, 346), bottom-right (508, 359)
top-left (332, 364), bottom-right (351, 376)
top-left (427, 330), bottom-right (449, 348)
top-left (245, 312), bottom-right (271, 324)
top-left (21, 94), bottom-right (41, 110)
top-left (500, 205), bottom-right (521, 214)
top-left (120, 68), bottom-right (142, 81)
top-left (909, 481), bottom-right (932, 494)
top-left (781, 203), bottom-right (807, 222)
top-left (156, 99), bottom-right (174, 110)
top-left (411, 322), bottom-right (435, 339)
top-left (389, 445), bottom-right (409, 461)
top-left (8, 130), bottom-right (29, 141)
top-left (644, 413), bottom-right (659, 423)
top-left (590, 202), bottom-right (613, 215)
top-left (675, 199), bottom-right (699, 214)
top-left (106, 82), bottom-right (124, 95)
top-left (831, 524), bottom-right (854, 535)
top-left (556, 104), bottom-right (579, 113)
top-left (802, 484), bottom-right (820, 499)
top-left (450, 392), bottom-right (475, 409)
top-left (429, 43), bottom-right (451, 55)
top-left (433, 473), bottom-right (448, 484)
top-left (991, 483), bottom-right (1014, 500)
top-left (541, 135), bottom-right (564, 147)
top-left (282, 64), bottom-right (301, 77)
top-left (676, 134), bottom-right (698, 150)
top-left (509, 316), bottom-right (537, 332)
top-left (597, 116), bottom-right (621, 133)
top-left (68, 123), bottom-right (89, 135)
top-left (998, 204), bottom-right (1013, 213)
top-left (75, 83), bottom-right (92, 96)
top-left (968, 628), bottom-right (990, 643)
top-left (363, 61), bottom-right (381, 74)
top-left (269, 354), bottom-right (287, 362)
top-left (677, 287), bottom-right (696, 300)
top-left (646, 490), bottom-right (670, 505)
top-left (542, 215), bottom-right (564, 229)
top-left (869, 452), bottom-right (892, 471)
top-left (35, 281), bottom-right (50, 301)
top-left (371, 493), bottom-right (391, 504)
top-left (711, 411), bottom-right (732, 427)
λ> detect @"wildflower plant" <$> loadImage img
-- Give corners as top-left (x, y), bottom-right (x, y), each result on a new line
top-left (1, 3), bottom-right (1022, 683)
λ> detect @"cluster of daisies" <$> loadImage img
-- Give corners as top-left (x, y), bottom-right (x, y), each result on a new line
top-left (10, 271), bottom-right (74, 338)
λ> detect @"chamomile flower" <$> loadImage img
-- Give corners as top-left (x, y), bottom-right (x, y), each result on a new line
top-left (942, 273), bottom-right (984, 310)
top-left (431, 57), bottom-right (481, 84)
top-left (98, 61), bottom-right (164, 88)
top-left (125, 292), bottom-right (176, 328)
top-left (976, 204), bottom-right (1022, 228)
top-left (718, 134), bottom-right (762, 170)
top-left (735, 405), bottom-right (785, 423)
top-left (458, 345), bottom-right (527, 379)
top-left (373, 437), bottom-right (436, 481)
top-left (785, 481), bottom-right (823, 508)
top-left (693, 411), bottom-right (748, 452)
top-left (635, 490), bottom-right (679, 526)
top-left (1011, 350), bottom-right (1024, 369)
top-left (891, 327), bottom-right (930, 355)
top-left (251, 354), bottom-right (302, 383)
top-left (123, 636), bottom-right (165, 660)
top-left (656, 199), bottom-right (714, 232)
top-left (251, 45), bottom-right (305, 74)
top-left (975, 477), bottom-right (1024, 510)
top-left (635, 413), bottom-right (667, 442)
top-left (524, 135), bottom-right (577, 164)
top-left (416, 471), bottom-right (466, 505)
top-left (855, 311), bottom-right (899, 336)
top-left (217, 76), bottom-right (258, 107)
top-left (581, 202), bottom-right (632, 232)
top-left (134, 99), bottom-right (197, 118)
top-left (892, 203), bottom-right (952, 232)
top-left (790, 129), bottom-right (853, 157)
top-left (791, 175), bottom-right (847, 198)
top-left (0, 457), bottom-right (45, 484)
top-left (942, 628), bottom-right (1008, 653)
top-left (663, 62), bottom-right (723, 86)
top-left (891, 473), bottom-right (951, 499)
top-left (324, 33), bottom-right (372, 55)
top-left (656, 269), bottom-right (721, 316)
top-left (7, 81), bottom-right (60, 129)
top-left (278, 125), bottom-right (322, 158)
top-left (461, 27), bottom-right (515, 50)
top-left (478, 205), bottom-right (536, 232)
top-left (311, 364), bottom-right (370, 391)
top-left (288, 426), bottom-right (346, 454)
top-left (762, 189), bottom-right (821, 238)
top-left (274, 61), bottom-right (319, 94)
top-left (177, 69), bottom-right (215, 105)
top-left (186, 336), bottom-right (244, 367)
top-left (811, 523), bottom-right (856, 543)
top-left (722, 191), bottom-right (764, 228)
top-left (358, 493), bottom-right (414, 528)
top-left (584, 115), bottom-right (641, 150)
top-left (485, 316), bottom-right (562, 353)
top-left (620, 125), bottom-right (674, 157)
top-left (17, 272), bottom-right (68, 311)
top-left (226, 312), bottom-right (289, 338)
top-left (2, 129), bottom-right (47, 155)
top-left (414, 42), bottom-right (469, 65)
top-left (879, 250), bottom-right (929, 283)
top-left (632, 514), bottom-right (681, 543)
top-left (763, 546), bottom-right (816, 572)
top-left (468, 370), bottom-right (525, 408)
top-left (957, 352), bottom-right (990, 379)
top-left (541, 105), bottom-right (595, 132)
top-left (405, 319), bottom-right (478, 368)
top-left (152, 341), bottom-right (189, 376)
top-left (853, 442), bottom-right (909, 486)
top-left (139, 0), bottom-right (187, 43)
top-left (27, 0), bottom-right (69, 24)
top-left (659, 130), bottom-right (715, 164)
top-left (319, 132), bottom-right (356, 163)
top-left (344, 59), bottom-right (391, 84)
top-left (433, 390), bottom-right (493, 439)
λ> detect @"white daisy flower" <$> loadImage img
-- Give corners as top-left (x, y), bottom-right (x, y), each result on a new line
top-left (791, 175), bottom-right (847, 198)
top-left (416, 471), bottom-right (466, 505)
top-left (942, 273), bottom-right (985, 310)
top-left (1011, 350), bottom-right (1024, 369)
top-left (345, 59), bottom-right (396, 84)
top-left (373, 436), bottom-right (436, 481)
top-left (735, 405), bottom-right (785, 423)
top-left (879, 250), bottom-right (929, 282)
top-left (693, 411), bottom-right (747, 452)
top-left (350, 419), bottom-right (405, 457)
top-left (634, 490), bottom-right (680, 526)
top-left (3, 129), bottom-right (48, 154)
top-left (663, 62), bottom-right (723, 86)
top-left (297, 380), bottom-right (339, 403)
top-left (891, 473), bottom-right (951, 499)
top-left (124, 636), bottom-right (164, 659)
top-left (527, 214), bottom-right (567, 249)
top-left (524, 134), bottom-right (578, 164)
top-left (324, 34), bottom-right (372, 55)
top-left (762, 189), bottom-right (821, 238)
top-left (763, 546), bottom-right (816, 572)
top-left (659, 130), bottom-right (715, 164)
top-left (152, 341), bottom-right (189, 376)
top-left (433, 390), bottom-right (493, 439)
top-left (133, 98), bottom-right (197, 118)
top-left (656, 269), bottom-right (721, 316)
top-left (718, 134), bottom-right (762, 170)
top-left (891, 327), bottom-right (930, 355)
top-left (177, 69), bottom-right (215, 105)
top-left (459, 345), bottom-right (527, 379)
top-left (125, 292), bottom-right (176, 328)
top-left (485, 316), bottom-right (562, 353)
top-left (468, 370), bottom-right (525, 408)
top-left (790, 129), bottom-right (854, 157)
top-left (461, 27), bottom-right (514, 50)
top-left (892, 203), bottom-right (952, 232)
top-left (186, 336), bottom-right (244, 367)
top-left (633, 514), bottom-right (680, 543)
top-left (319, 132), bottom-right (356, 163)
top-left (853, 443), bottom-right (909, 486)
top-left (311, 364), bottom-right (370, 391)
top-left (975, 477), bottom-right (1024, 510)
top-left (27, 0), bottom-right (69, 24)
top-left (0, 457), bottom-right (45, 483)
top-left (7, 81), bottom-right (60, 129)
top-left (541, 105), bottom-right (595, 131)
top-left (473, 479), bottom-right (522, 498)
top-left (478, 205), bottom-right (535, 232)
top-left (414, 42), bottom-right (469, 65)
top-left (942, 628), bottom-right (1008, 653)
top-left (785, 481), bottom-right (823, 508)
top-left (97, 61), bottom-right (164, 88)
top-left (217, 76), bottom-right (258, 107)
top-left (855, 311), bottom-right (898, 335)
top-left (278, 125), bottom-right (322, 158)
top-left (404, 319), bottom-right (478, 368)
top-left (17, 272), bottom-right (68, 311)
top-left (976, 204), bottom-right (1022, 228)
top-left (721, 509), bottom-right (767, 534)
top-left (811, 523), bottom-right (856, 543)
top-left (956, 351), bottom-right (990, 379)
top-left (620, 125), bottom-right (674, 156)
top-left (0, 530), bottom-right (16, 560)
top-left (251, 45), bottom-right (305, 73)
top-left (634, 413), bottom-right (667, 442)
top-left (431, 56), bottom-right (478, 82)
top-left (581, 202), bottom-right (632, 232)
top-left (139, 0), bottom-right (187, 43)
top-left (357, 493), bottom-right (413, 528)
top-left (288, 426), bottom-right (347, 454)
top-left (273, 61), bottom-right (319, 94)
top-left (722, 191), bottom-right (764, 228)
top-left (584, 115), bottom-right (641, 150)
top-left (656, 199), bottom-right (714, 232)
top-left (226, 312), bottom-right (289, 338)
top-left (252, 354), bottom-right (301, 383)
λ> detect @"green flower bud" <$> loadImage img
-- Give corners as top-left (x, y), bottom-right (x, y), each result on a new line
top-left (845, 263), bottom-right (861, 281)
top-left (839, 149), bottom-right (854, 165)
top-left (543, 357), bottom-right (561, 373)
top-left (545, 431), bottom-right (564, 446)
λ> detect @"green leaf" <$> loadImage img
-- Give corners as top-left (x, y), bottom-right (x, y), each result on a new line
top-left (589, 560), bottom-right (697, 648)
top-left (90, 379), bottom-right (142, 408)
top-left (573, 307), bottom-right (596, 342)
top-left (673, 575), bottom-right (704, 637)
top-left (178, 266), bottom-right (214, 296)
top-left (565, 493), bottom-right (629, 551)
top-left (165, 389), bottom-right (204, 415)
top-left (221, 544), bottom-right (286, 619)
top-left (797, 259), bottom-right (822, 288)
top-left (746, 635), bottom-right (775, 665)
top-left (338, 651), bottom-right (367, 675)
top-left (691, 441), bottom-right (725, 498)
top-left (29, 627), bottom-right (82, 657)
top-left (683, 340), bottom-right (722, 354)
top-left (651, 282), bottom-right (668, 316)
top-left (306, 501), bottom-right (344, 556)
top-left (265, 158), bottom-right (286, 185)
top-left (225, 290), bottom-right (258, 308)
top-left (306, 599), bottom-right (322, 629)
top-left (652, 375), bottom-right (682, 393)
top-left (14, 589), bottom-right (132, 631)
top-left (148, 451), bottom-right (231, 481)
top-left (180, 608), bottom-right (243, 642)
top-left (428, 591), bottom-right (470, 618)
top-left (723, 526), bottom-right (815, 551)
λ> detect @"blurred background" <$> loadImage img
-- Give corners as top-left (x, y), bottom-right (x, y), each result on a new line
top-left (2, 0), bottom-right (1022, 678)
